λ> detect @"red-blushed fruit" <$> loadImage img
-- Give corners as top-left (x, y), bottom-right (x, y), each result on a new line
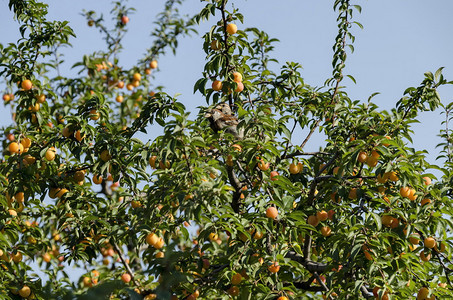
top-left (423, 176), bottom-right (432, 185)
top-left (270, 171), bottom-right (279, 181)
top-left (121, 15), bottom-right (129, 25)
top-left (21, 79), bottom-right (33, 91)
top-left (212, 80), bottom-right (222, 91)
top-left (266, 207), bottom-right (278, 219)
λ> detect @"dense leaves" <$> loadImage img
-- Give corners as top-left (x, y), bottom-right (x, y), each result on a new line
top-left (1, 0), bottom-right (453, 299)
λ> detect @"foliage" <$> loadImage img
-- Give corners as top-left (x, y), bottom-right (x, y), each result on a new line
top-left (1, 0), bottom-right (453, 299)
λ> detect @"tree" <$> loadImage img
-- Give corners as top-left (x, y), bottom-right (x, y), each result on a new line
top-left (0, 0), bottom-right (453, 299)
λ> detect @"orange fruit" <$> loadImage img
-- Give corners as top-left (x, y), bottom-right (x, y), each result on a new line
top-left (212, 80), bottom-right (222, 91)
top-left (226, 23), bottom-right (238, 35)
top-left (266, 207), bottom-right (278, 219)
top-left (366, 156), bottom-right (378, 167)
top-left (257, 159), bottom-right (270, 171)
top-left (357, 151), bottom-right (368, 163)
top-left (116, 95), bottom-right (123, 103)
top-left (149, 60), bottom-right (158, 69)
top-left (21, 80), bottom-right (33, 91)
top-left (399, 186), bottom-right (410, 198)
top-left (409, 233), bottom-right (420, 245)
top-left (154, 237), bottom-right (164, 249)
top-left (268, 261), bottom-right (280, 273)
top-left (423, 176), bottom-right (432, 185)
top-left (74, 130), bottom-right (85, 142)
top-left (121, 273), bottom-right (132, 283)
top-left (316, 210), bottom-right (328, 221)
top-left (149, 156), bottom-right (157, 168)
top-left (307, 215), bottom-right (319, 227)
top-left (133, 73), bottom-right (141, 81)
top-left (92, 175), bottom-right (102, 184)
top-left (420, 251), bottom-right (431, 262)
top-left (8, 142), bottom-right (23, 154)
top-left (408, 188), bottom-right (417, 201)
top-left (62, 127), bottom-right (72, 138)
top-left (146, 233), bottom-right (158, 246)
top-left (320, 226), bottom-right (331, 237)
top-left (421, 198), bottom-right (431, 206)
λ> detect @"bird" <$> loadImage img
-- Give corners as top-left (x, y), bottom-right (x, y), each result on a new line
top-left (205, 103), bottom-right (243, 139)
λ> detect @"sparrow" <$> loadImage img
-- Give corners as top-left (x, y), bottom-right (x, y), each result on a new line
top-left (205, 103), bottom-right (243, 139)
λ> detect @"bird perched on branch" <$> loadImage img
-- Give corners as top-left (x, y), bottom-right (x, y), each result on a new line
top-left (205, 103), bottom-right (243, 139)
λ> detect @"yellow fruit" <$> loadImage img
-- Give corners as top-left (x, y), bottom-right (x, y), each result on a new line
top-left (226, 23), bottom-right (238, 35)
top-left (92, 175), bottom-right (102, 184)
top-left (234, 81), bottom-right (244, 92)
top-left (424, 237), bottom-right (436, 249)
top-left (423, 176), bottom-right (432, 185)
top-left (417, 287), bottom-right (429, 300)
top-left (289, 163), bottom-right (300, 174)
top-left (20, 137), bottom-right (32, 148)
top-left (18, 285), bottom-right (31, 298)
top-left (45, 147), bottom-right (56, 161)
